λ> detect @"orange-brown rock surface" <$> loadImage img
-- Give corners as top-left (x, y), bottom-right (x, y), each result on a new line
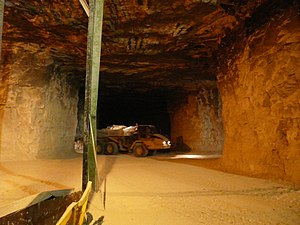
top-left (169, 87), bottom-right (224, 154)
top-left (1, 0), bottom-right (268, 91)
top-left (0, 43), bottom-right (79, 160)
top-left (217, 7), bottom-right (300, 184)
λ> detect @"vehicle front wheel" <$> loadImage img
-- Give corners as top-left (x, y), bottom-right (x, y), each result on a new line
top-left (133, 143), bottom-right (148, 157)
top-left (105, 142), bottom-right (119, 155)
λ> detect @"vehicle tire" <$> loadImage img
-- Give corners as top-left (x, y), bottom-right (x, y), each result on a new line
top-left (105, 142), bottom-right (119, 155)
top-left (133, 143), bottom-right (148, 157)
top-left (96, 144), bottom-right (103, 154)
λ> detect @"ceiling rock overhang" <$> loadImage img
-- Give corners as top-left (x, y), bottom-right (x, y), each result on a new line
top-left (2, 0), bottom-right (288, 94)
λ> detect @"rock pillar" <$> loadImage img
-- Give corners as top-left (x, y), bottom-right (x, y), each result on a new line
top-left (0, 43), bottom-right (78, 160)
top-left (169, 86), bottom-right (224, 154)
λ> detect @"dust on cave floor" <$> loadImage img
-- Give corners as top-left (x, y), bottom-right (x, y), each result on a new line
top-left (0, 154), bottom-right (299, 225)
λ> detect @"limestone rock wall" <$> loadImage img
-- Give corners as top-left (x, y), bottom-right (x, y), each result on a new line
top-left (0, 43), bottom-right (78, 161)
top-left (218, 10), bottom-right (300, 183)
top-left (169, 86), bottom-right (224, 154)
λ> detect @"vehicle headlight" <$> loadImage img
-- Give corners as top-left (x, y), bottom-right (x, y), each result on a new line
top-left (163, 141), bottom-right (171, 146)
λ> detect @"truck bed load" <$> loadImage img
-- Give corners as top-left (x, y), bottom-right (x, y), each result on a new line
top-left (97, 125), bottom-right (137, 138)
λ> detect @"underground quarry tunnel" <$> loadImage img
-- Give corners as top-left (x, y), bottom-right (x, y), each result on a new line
top-left (0, 0), bottom-right (299, 188)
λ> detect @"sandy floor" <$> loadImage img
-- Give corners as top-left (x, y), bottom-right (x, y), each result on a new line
top-left (0, 154), bottom-right (299, 224)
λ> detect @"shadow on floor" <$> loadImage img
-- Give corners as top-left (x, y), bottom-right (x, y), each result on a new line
top-left (172, 136), bottom-right (192, 153)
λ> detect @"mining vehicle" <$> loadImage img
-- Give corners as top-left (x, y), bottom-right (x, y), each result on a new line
top-left (96, 124), bottom-right (171, 157)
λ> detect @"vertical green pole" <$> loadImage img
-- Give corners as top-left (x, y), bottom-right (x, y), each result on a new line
top-left (0, 0), bottom-right (4, 62)
top-left (90, 0), bottom-right (103, 146)
top-left (83, 0), bottom-right (104, 191)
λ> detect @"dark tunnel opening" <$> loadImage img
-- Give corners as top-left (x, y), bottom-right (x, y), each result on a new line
top-left (97, 91), bottom-right (171, 137)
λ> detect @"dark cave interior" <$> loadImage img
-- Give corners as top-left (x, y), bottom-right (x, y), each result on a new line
top-left (97, 91), bottom-right (171, 136)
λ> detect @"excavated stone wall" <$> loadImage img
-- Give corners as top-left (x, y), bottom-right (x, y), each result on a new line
top-left (169, 86), bottom-right (224, 154)
top-left (0, 43), bottom-right (78, 161)
top-left (218, 9), bottom-right (300, 184)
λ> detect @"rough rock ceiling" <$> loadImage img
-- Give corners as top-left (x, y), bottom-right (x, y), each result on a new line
top-left (2, 0), bottom-right (272, 93)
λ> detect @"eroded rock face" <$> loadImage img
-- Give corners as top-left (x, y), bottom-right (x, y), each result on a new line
top-left (217, 8), bottom-right (300, 184)
top-left (2, 0), bottom-right (87, 77)
top-left (2, 0), bottom-right (267, 93)
top-left (0, 43), bottom-right (78, 160)
top-left (169, 85), bottom-right (224, 154)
